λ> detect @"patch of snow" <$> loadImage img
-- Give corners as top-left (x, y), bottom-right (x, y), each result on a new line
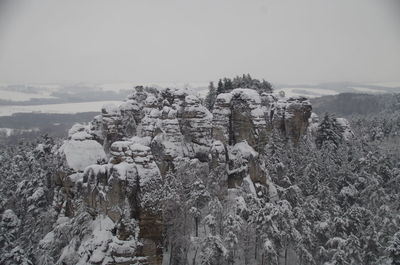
top-left (39, 231), bottom-right (55, 249)
top-left (111, 162), bottom-right (136, 181)
top-left (235, 196), bottom-right (247, 213)
top-left (232, 141), bottom-right (258, 158)
top-left (102, 103), bottom-right (120, 115)
top-left (68, 173), bottom-right (84, 183)
top-left (232, 88), bottom-right (261, 103)
top-left (68, 124), bottom-right (87, 137)
top-left (336, 118), bottom-right (354, 140)
top-left (129, 136), bottom-right (152, 146)
top-left (244, 175), bottom-right (257, 195)
top-left (70, 131), bottom-right (93, 141)
top-left (28, 187), bottom-right (45, 202)
top-left (119, 101), bottom-right (139, 112)
top-left (145, 95), bottom-right (158, 106)
top-left (276, 87), bottom-right (338, 98)
top-left (340, 185), bottom-right (358, 198)
top-left (60, 140), bottom-right (106, 171)
top-left (1, 209), bottom-right (20, 227)
top-left (0, 127), bottom-right (40, 137)
top-left (251, 107), bottom-right (265, 117)
top-left (350, 86), bottom-right (385, 93)
top-left (185, 95), bottom-right (200, 104)
top-left (130, 143), bottom-right (151, 153)
top-left (316, 221), bottom-right (329, 231)
top-left (268, 183), bottom-right (278, 201)
top-left (57, 214), bottom-right (140, 265)
top-left (211, 140), bottom-right (225, 153)
top-left (216, 92), bottom-right (233, 103)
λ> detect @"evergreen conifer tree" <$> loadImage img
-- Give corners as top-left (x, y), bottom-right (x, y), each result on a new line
top-left (205, 81), bottom-right (217, 111)
top-left (217, 79), bottom-right (224, 94)
top-left (315, 113), bottom-right (344, 149)
top-left (387, 232), bottom-right (400, 265)
top-left (223, 78), bottom-right (233, 92)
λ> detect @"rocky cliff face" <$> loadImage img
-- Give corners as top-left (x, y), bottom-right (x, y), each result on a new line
top-left (212, 90), bottom-right (312, 150)
top-left (41, 86), bottom-right (312, 264)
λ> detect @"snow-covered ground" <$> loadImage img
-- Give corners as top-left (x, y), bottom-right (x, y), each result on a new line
top-left (275, 83), bottom-right (399, 98)
top-left (0, 101), bottom-right (122, 116)
top-left (60, 139), bottom-right (106, 171)
top-left (0, 127), bottom-right (40, 136)
top-left (350, 87), bottom-right (386, 93)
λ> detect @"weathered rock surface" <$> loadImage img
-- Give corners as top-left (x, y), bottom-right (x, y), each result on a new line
top-left (212, 89), bottom-right (312, 150)
top-left (53, 86), bottom-right (313, 264)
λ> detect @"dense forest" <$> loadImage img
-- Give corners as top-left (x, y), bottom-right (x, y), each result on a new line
top-left (0, 86), bottom-right (399, 265)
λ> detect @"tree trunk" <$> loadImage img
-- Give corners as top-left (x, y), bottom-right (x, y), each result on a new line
top-left (255, 235), bottom-right (258, 260)
top-left (195, 217), bottom-right (199, 237)
top-left (192, 247), bottom-right (198, 265)
top-left (184, 212), bottom-right (187, 236)
top-left (185, 246), bottom-right (189, 265)
top-left (169, 243), bottom-right (174, 265)
top-left (284, 247), bottom-right (288, 265)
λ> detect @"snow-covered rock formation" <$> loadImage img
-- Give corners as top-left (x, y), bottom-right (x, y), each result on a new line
top-left (42, 86), bottom-right (314, 264)
top-left (213, 89), bottom-right (312, 150)
top-left (2, 88), bottom-right (398, 265)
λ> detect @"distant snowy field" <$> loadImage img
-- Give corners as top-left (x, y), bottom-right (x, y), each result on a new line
top-left (0, 90), bottom-right (56, 101)
top-left (100, 82), bottom-right (210, 99)
top-left (350, 87), bottom-right (386, 94)
top-left (368, 82), bottom-right (400, 88)
top-left (0, 101), bottom-right (121, 116)
top-left (275, 87), bottom-right (339, 98)
top-left (0, 127), bottom-right (40, 136)
top-left (0, 85), bottom-right (58, 101)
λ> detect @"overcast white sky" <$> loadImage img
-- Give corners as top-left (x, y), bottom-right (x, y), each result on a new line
top-left (0, 0), bottom-right (399, 85)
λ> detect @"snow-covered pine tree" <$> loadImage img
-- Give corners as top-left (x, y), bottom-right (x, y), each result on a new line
top-left (387, 232), bottom-right (400, 265)
top-left (315, 113), bottom-right (344, 149)
top-left (217, 79), bottom-right (224, 94)
top-left (204, 81), bottom-right (217, 111)
top-left (223, 213), bottom-right (242, 264)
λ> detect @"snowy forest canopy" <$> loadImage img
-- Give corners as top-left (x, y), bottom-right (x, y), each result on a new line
top-left (0, 84), bottom-right (400, 265)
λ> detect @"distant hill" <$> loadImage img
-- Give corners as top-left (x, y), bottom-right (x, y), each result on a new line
top-left (310, 92), bottom-right (400, 117)
top-left (0, 112), bottom-right (98, 144)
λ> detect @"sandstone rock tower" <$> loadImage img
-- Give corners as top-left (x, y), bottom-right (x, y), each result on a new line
top-left (52, 86), bottom-right (311, 264)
